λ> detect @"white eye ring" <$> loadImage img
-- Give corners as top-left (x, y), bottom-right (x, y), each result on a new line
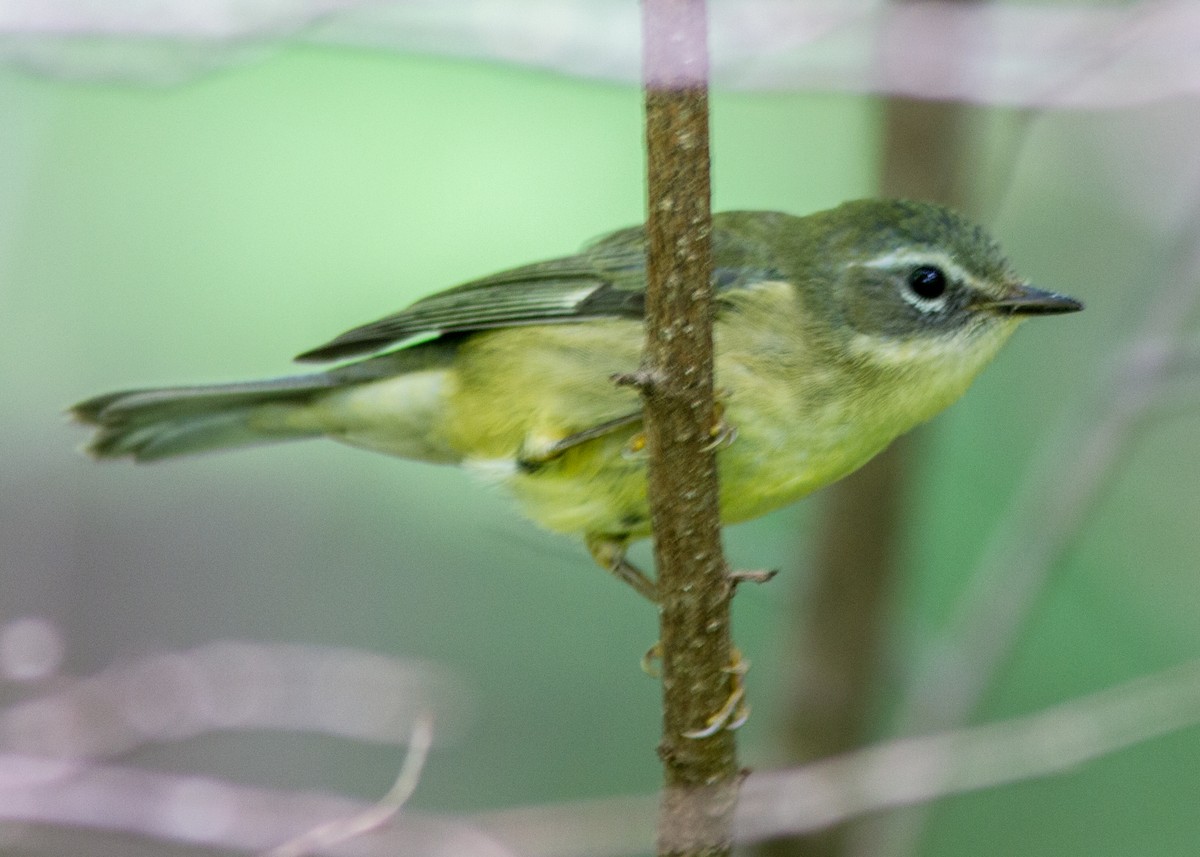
top-left (902, 265), bottom-right (950, 313)
top-left (856, 250), bottom-right (967, 314)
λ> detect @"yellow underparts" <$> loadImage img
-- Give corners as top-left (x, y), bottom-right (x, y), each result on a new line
top-left (307, 283), bottom-right (1021, 542)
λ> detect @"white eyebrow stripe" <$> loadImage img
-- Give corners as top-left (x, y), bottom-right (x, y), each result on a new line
top-left (855, 249), bottom-right (971, 281)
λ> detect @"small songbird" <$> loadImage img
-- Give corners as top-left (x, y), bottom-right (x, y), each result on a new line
top-left (72, 199), bottom-right (1082, 597)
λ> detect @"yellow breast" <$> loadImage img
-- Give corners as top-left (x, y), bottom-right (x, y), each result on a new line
top-left (361, 280), bottom-right (1019, 542)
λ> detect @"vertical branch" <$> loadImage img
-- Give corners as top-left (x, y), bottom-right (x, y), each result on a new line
top-left (640, 1), bottom-right (738, 856)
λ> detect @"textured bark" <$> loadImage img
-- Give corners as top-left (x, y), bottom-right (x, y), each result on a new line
top-left (641, 1), bottom-right (739, 855)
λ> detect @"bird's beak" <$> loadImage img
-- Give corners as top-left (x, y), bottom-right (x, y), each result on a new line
top-left (976, 283), bottom-right (1084, 316)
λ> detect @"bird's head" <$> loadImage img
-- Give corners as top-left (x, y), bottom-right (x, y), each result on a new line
top-left (798, 199), bottom-right (1082, 382)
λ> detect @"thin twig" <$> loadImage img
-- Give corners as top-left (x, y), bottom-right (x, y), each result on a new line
top-left (0, 642), bottom-right (458, 762)
top-left (259, 712), bottom-right (435, 857)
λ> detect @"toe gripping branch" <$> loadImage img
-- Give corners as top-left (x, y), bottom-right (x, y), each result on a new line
top-left (645, 642), bottom-right (753, 738)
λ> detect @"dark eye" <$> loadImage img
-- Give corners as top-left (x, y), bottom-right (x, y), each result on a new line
top-left (908, 265), bottom-right (948, 300)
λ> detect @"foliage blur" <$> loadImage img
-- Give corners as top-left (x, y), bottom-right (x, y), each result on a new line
top-left (1, 40), bottom-right (1198, 856)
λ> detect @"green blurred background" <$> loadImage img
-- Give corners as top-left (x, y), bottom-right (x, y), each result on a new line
top-left (2, 45), bottom-right (1199, 856)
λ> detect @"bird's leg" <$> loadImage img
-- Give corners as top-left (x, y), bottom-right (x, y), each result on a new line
top-left (586, 534), bottom-right (659, 602)
top-left (517, 412), bottom-right (643, 470)
top-left (587, 537), bottom-right (753, 733)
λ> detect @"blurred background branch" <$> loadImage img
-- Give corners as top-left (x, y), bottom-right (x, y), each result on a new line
top-left (3, 0), bottom-right (1200, 106)
top-left (5, 649), bottom-right (1200, 855)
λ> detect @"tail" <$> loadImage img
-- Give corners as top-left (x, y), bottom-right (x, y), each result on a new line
top-left (71, 375), bottom-right (340, 462)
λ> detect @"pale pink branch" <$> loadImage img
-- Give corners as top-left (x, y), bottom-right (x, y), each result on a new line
top-left (0, 641), bottom-right (467, 761)
top-left (738, 657), bottom-right (1200, 842)
top-left (0, 755), bottom-right (516, 856)
top-left (2, 0), bottom-right (1199, 106)
top-left (8, 658), bottom-right (1200, 855)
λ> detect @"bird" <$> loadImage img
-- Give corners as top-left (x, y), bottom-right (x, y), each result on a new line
top-left (72, 198), bottom-right (1082, 599)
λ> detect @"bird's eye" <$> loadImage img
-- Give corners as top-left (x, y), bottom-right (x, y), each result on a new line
top-left (908, 265), bottom-right (948, 301)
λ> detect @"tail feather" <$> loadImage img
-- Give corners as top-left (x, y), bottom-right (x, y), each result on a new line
top-left (71, 375), bottom-right (339, 462)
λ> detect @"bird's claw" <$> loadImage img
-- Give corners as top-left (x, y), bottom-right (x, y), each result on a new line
top-left (621, 395), bottom-right (736, 459)
top-left (622, 432), bottom-right (648, 461)
top-left (683, 648), bottom-right (751, 739)
top-left (702, 398), bottom-right (738, 453)
top-left (641, 641), bottom-right (662, 677)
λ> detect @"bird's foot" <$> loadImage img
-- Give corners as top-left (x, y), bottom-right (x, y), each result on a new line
top-left (683, 648), bottom-right (751, 738)
top-left (641, 641), bottom-right (662, 678)
top-left (702, 396), bottom-right (739, 452)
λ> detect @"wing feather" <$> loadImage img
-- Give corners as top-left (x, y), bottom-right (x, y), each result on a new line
top-left (295, 213), bottom-right (787, 363)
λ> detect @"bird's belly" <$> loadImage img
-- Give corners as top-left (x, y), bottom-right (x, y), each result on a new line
top-left (498, 406), bottom-right (888, 540)
top-left (714, 437), bottom-right (867, 524)
top-left (712, 394), bottom-right (895, 526)
top-left (439, 321), bottom-right (902, 540)
top-left (491, 427), bottom-right (653, 537)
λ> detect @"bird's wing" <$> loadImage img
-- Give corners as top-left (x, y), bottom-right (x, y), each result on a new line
top-left (295, 215), bottom-right (786, 363)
